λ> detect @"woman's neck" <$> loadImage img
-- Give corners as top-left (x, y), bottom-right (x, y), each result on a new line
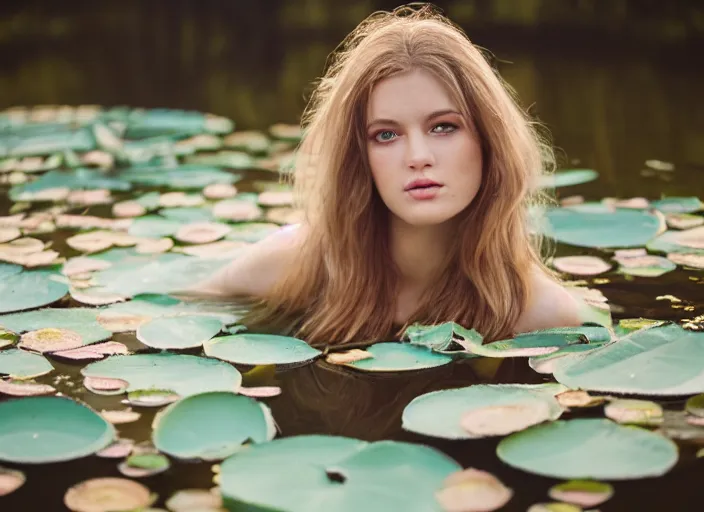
top-left (389, 216), bottom-right (457, 290)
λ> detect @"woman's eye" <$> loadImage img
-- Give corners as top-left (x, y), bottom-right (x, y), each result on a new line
top-left (431, 123), bottom-right (457, 134)
top-left (374, 130), bottom-right (396, 142)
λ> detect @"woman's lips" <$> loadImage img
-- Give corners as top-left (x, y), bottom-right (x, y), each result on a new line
top-left (406, 184), bottom-right (442, 200)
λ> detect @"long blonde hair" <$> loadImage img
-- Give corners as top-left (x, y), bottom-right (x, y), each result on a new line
top-left (242, 4), bottom-right (555, 346)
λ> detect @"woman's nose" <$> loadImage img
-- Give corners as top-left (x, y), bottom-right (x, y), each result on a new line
top-left (405, 132), bottom-right (435, 170)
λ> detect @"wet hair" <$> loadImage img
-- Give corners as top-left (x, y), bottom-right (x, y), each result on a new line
top-left (241, 4), bottom-right (555, 346)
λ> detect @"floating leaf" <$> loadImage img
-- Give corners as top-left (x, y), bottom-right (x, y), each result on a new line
top-left (204, 333), bottom-right (321, 366)
top-left (460, 400), bottom-right (554, 437)
top-left (166, 488), bottom-right (223, 512)
top-left (403, 322), bottom-right (481, 352)
top-left (237, 385), bottom-right (282, 398)
top-left (135, 237), bottom-right (174, 254)
top-left (82, 353), bottom-right (242, 397)
top-left (614, 253), bottom-right (677, 277)
top-left (552, 256), bottom-right (611, 276)
top-left (112, 200), bottom-right (146, 218)
top-left (219, 435), bottom-right (461, 512)
top-left (553, 323), bottom-right (704, 395)
top-left (213, 199), bottom-right (263, 221)
top-left (0, 268), bottom-right (68, 313)
top-left (541, 206), bottom-right (661, 248)
top-left (0, 466), bottom-right (26, 497)
top-left (100, 409), bottom-right (141, 424)
top-left (128, 389), bottom-right (180, 407)
top-left (0, 396), bottom-right (114, 463)
top-left (604, 399), bottom-right (663, 426)
top-left (153, 391), bottom-right (275, 460)
top-left (650, 196), bottom-right (703, 214)
top-left (340, 342), bottom-right (453, 372)
top-left (203, 182), bottom-right (238, 199)
top-left (667, 252), bottom-right (704, 269)
top-left (119, 453), bottom-right (170, 478)
top-left (548, 480), bottom-right (614, 508)
top-left (0, 349), bottom-right (53, 379)
top-left (527, 503), bottom-right (582, 512)
top-left (539, 169), bottom-right (598, 189)
top-left (128, 215), bottom-right (182, 238)
top-left (64, 477), bottom-right (153, 512)
top-left (136, 315), bottom-right (223, 349)
top-left (0, 308), bottom-right (112, 344)
top-left (119, 165), bottom-right (240, 189)
top-left (325, 349), bottom-right (374, 365)
top-left (685, 394), bottom-right (704, 418)
top-left (62, 257), bottom-right (112, 277)
top-left (0, 379), bottom-right (55, 396)
top-left (83, 376), bottom-right (129, 395)
top-left (496, 418), bottom-right (678, 479)
top-left (435, 468), bottom-right (513, 512)
top-left (225, 222), bottom-right (281, 243)
top-left (647, 229), bottom-right (704, 256)
top-left (555, 390), bottom-right (607, 409)
top-left (19, 327), bottom-right (83, 353)
top-left (0, 227), bottom-right (20, 244)
top-left (96, 438), bottom-right (134, 458)
top-left (160, 206), bottom-right (214, 223)
top-left (402, 384), bottom-right (565, 439)
top-left (665, 212), bottom-right (703, 230)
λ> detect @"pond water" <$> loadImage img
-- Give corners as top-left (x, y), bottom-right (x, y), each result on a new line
top-left (1, 3), bottom-right (704, 511)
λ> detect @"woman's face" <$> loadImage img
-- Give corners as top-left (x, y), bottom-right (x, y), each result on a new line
top-left (365, 69), bottom-right (483, 228)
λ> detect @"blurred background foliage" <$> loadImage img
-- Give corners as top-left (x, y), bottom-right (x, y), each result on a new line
top-left (0, 0), bottom-right (702, 197)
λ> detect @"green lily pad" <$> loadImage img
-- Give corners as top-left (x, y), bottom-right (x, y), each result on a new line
top-left (685, 394), bottom-right (704, 418)
top-left (497, 418), bottom-right (678, 479)
top-left (204, 333), bottom-right (321, 366)
top-left (528, 344), bottom-right (609, 375)
top-left (0, 349), bottom-right (54, 379)
top-left (225, 222), bottom-right (282, 243)
top-left (539, 169), bottom-right (598, 189)
top-left (0, 308), bottom-right (111, 344)
top-left (137, 315), bottom-right (223, 349)
top-left (0, 328), bottom-right (17, 349)
top-left (127, 215), bottom-right (182, 238)
top-left (541, 205), bottom-right (662, 248)
top-left (342, 342), bottom-right (453, 372)
top-left (81, 353), bottom-right (242, 397)
top-left (647, 229), bottom-right (704, 255)
top-left (0, 263), bottom-right (23, 279)
top-left (0, 396), bottom-right (115, 463)
top-left (118, 165), bottom-right (240, 189)
top-left (153, 392), bottom-right (275, 460)
top-left (0, 269), bottom-right (68, 314)
top-left (402, 384), bottom-right (565, 439)
top-left (9, 168), bottom-right (130, 201)
top-left (159, 206), bottom-right (214, 223)
top-left (650, 197), bottom-right (703, 214)
top-left (554, 323), bottom-right (704, 395)
top-left (219, 435), bottom-right (461, 512)
top-left (403, 322), bottom-right (482, 352)
top-left (548, 480), bottom-right (614, 508)
top-left (616, 254), bottom-right (677, 277)
top-left (185, 150), bottom-right (253, 169)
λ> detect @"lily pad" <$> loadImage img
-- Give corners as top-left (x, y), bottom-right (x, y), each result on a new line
top-left (0, 349), bottom-right (54, 378)
top-left (225, 222), bottom-right (281, 243)
top-left (153, 391), bottom-right (275, 460)
top-left (614, 253), bottom-right (677, 277)
top-left (219, 435), bottom-right (461, 512)
top-left (402, 384), bottom-right (565, 439)
top-left (553, 323), bottom-right (704, 395)
top-left (403, 322), bottom-right (482, 352)
top-left (0, 308), bottom-right (112, 344)
top-left (0, 268), bottom-right (68, 314)
top-left (0, 396), bottom-right (115, 463)
top-left (82, 353), bottom-right (242, 397)
top-left (342, 342), bottom-right (453, 372)
top-left (647, 229), bottom-right (704, 255)
top-left (604, 399), bottom-right (663, 426)
top-left (160, 206), bottom-right (214, 223)
top-left (539, 169), bottom-right (598, 189)
top-left (548, 480), bottom-right (614, 508)
top-left (685, 394), bottom-right (704, 418)
top-left (136, 315), bottom-right (223, 349)
top-left (127, 215), bottom-right (182, 238)
top-left (119, 165), bottom-right (240, 189)
top-left (64, 477), bottom-right (154, 512)
top-left (552, 256), bottom-right (611, 276)
top-left (435, 468), bottom-right (513, 512)
top-left (0, 466), bottom-right (26, 496)
top-left (541, 205), bottom-right (662, 248)
top-left (650, 196), bottom-right (703, 214)
top-left (496, 418), bottom-right (678, 480)
top-left (204, 333), bottom-right (321, 366)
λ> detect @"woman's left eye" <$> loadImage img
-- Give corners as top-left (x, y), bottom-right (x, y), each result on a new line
top-left (431, 123), bottom-right (458, 134)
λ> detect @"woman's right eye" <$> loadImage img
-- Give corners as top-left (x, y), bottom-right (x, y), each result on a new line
top-left (374, 130), bottom-right (397, 143)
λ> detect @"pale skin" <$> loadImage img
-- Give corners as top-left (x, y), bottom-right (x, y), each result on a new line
top-left (192, 69), bottom-right (582, 334)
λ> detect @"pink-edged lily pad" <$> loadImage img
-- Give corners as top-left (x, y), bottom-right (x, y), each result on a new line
top-left (435, 468), bottom-right (513, 512)
top-left (96, 438), bottom-right (135, 458)
top-left (325, 349), bottom-right (374, 365)
top-left (238, 386), bottom-right (282, 398)
top-left (0, 466), bottom-right (26, 497)
top-left (0, 379), bottom-right (56, 396)
top-left (100, 409), bottom-right (142, 424)
top-left (552, 256), bottom-right (611, 276)
top-left (175, 222), bottom-right (231, 244)
top-left (548, 480), bottom-right (614, 508)
top-left (19, 328), bottom-right (83, 353)
top-left (64, 477), bottom-right (154, 512)
top-left (84, 376), bottom-right (130, 395)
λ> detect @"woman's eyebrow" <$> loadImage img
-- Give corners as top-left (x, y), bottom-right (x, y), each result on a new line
top-left (366, 109), bottom-right (461, 129)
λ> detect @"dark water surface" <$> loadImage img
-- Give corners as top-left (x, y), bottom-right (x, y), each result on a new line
top-left (1, 2), bottom-right (704, 511)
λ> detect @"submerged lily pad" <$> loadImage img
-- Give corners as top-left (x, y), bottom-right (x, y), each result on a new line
top-left (153, 391), bottom-right (275, 460)
top-left (0, 308), bottom-right (111, 344)
top-left (0, 396), bottom-right (115, 463)
top-left (0, 349), bottom-right (54, 379)
top-left (553, 323), bottom-right (704, 395)
top-left (136, 315), bottom-right (223, 349)
top-left (0, 268), bottom-right (68, 314)
top-left (219, 435), bottom-right (461, 512)
top-left (204, 333), bottom-right (321, 366)
top-left (402, 384), bottom-right (565, 439)
top-left (541, 206), bottom-right (661, 248)
top-left (64, 477), bottom-right (154, 512)
top-left (497, 418), bottom-right (678, 480)
top-left (343, 342), bottom-right (453, 372)
top-left (82, 353), bottom-right (242, 397)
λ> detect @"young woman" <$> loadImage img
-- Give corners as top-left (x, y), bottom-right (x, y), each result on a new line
top-left (190, 5), bottom-right (582, 346)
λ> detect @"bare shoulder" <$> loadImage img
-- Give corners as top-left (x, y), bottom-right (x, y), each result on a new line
top-left (513, 267), bottom-right (582, 334)
top-left (188, 223), bottom-right (308, 298)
